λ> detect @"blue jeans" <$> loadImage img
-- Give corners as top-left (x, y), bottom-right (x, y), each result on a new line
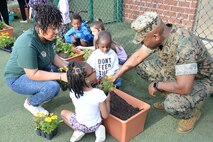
top-left (5, 65), bottom-right (60, 106)
top-left (118, 59), bottom-right (127, 65)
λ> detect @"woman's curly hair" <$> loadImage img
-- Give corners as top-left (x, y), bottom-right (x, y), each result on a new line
top-left (34, 4), bottom-right (63, 33)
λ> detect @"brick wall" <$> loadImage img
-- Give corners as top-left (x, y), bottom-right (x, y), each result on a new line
top-left (123, 0), bottom-right (198, 30)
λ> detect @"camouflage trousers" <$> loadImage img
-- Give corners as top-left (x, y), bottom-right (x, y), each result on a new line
top-left (136, 58), bottom-right (212, 119)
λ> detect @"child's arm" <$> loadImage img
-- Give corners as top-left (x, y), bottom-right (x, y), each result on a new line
top-left (76, 25), bottom-right (93, 43)
top-left (76, 45), bottom-right (95, 50)
top-left (100, 94), bottom-right (110, 119)
top-left (64, 28), bottom-right (75, 43)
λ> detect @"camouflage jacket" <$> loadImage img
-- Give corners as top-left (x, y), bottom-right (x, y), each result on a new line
top-left (155, 24), bottom-right (213, 82)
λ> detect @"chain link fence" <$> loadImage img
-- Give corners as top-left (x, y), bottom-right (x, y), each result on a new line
top-left (52, 0), bottom-right (213, 57)
top-left (193, 0), bottom-right (213, 57)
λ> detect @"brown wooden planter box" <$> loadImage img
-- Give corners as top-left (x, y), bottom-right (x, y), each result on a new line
top-left (59, 47), bottom-right (85, 62)
top-left (0, 24), bottom-right (14, 37)
top-left (103, 88), bottom-right (151, 142)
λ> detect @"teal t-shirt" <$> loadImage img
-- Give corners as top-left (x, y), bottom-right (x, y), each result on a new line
top-left (4, 27), bottom-right (56, 79)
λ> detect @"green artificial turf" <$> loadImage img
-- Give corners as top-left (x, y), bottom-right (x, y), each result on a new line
top-left (0, 15), bottom-right (212, 142)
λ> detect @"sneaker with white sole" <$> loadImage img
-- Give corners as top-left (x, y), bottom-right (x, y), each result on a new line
top-left (24, 99), bottom-right (49, 116)
top-left (20, 20), bottom-right (28, 23)
top-left (95, 125), bottom-right (106, 142)
top-left (70, 131), bottom-right (85, 142)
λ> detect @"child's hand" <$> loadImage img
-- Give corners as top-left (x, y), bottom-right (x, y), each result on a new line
top-left (108, 75), bottom-right (116, 83)
top-left (106, 93), bottom-right (111, 102)
top-left (71, 35), bottom-right (76, 39)
top-left (76, 33), bottom-right (82, 38)
top-left (76, 46), bottom-right (84, 50)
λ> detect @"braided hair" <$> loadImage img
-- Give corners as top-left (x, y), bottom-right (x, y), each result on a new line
top-left (34, 4), bottom-right (63, 33)
top-left (67, 61), bottom-right (89, 99)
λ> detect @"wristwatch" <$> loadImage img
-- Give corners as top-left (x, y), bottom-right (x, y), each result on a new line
top-left (153, 81), bottom-right (162, 92)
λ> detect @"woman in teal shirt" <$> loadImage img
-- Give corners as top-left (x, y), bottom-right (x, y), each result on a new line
top-left (4, 4), bottom-right (67, 117)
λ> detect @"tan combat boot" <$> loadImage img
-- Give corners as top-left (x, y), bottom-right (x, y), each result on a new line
top-left (152, 102), bottom-right (165, 111)
top-left (176, 108), bottom-right (201, 134)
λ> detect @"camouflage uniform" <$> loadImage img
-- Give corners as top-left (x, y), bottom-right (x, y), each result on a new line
top-left (131, 12), bottom-right (213, 119)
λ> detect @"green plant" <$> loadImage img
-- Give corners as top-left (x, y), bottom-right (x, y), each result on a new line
top-left (98, 76), bottom-right (115, 94)
top-left (33, 113), bottom-right (62, 134)
top-left (0, 21), bottom-right (5, 30)
top-left (58, 66), bottom-right (69, 91)
top-left (56, 37), bottom-right (77, 57)
top-left (0, 32), bottom-right (16, 47)
top-left (82, 49), bottom-right (93, 60)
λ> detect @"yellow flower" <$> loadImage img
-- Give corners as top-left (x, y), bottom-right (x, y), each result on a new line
top-left (51, 115), bottom-right (58, 120)
top-left (35, 112), bottom-right (45, 117)
top-left (45, 117), bottom-right (52, 123)
top-left (50, 113), bottom-right (54, 116)
top-left (64, 66), bottom-right (68, 71)
top-left (107, 75), bottom-right (113, 79)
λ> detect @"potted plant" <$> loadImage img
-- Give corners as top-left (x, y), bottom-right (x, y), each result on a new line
top-left (103, 88), bottom-right (151, 142)
top-left (82, 48), bottom-right (93, 60)
top-left (0, 21), bottom-right (14, 37)
top-left (96, 75), bottom-right (115, 95)
top-left (0, 32), bottom-right (16, 53)
top-left (33, 113), bottom-right (63, 140)
top-left (55, 37), bottom-right (85, 62)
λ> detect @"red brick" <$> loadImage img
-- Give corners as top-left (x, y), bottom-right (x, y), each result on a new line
top-left (163, 0), bottom-right (178, 5)
top-left (163, 11), bottom-right (177, 17)
top-left (178, 1), bottom-right (190, 7)
top-left (177, 7), bottom-right (185, 13)
top-left (191, 2), bottom-right (198, 8)
top-left (185, 8), bottom-right (196, 14)
top-left (189, 14), bottom-right (196, 21)
top-left (177, 13), bottom-right (189, 19)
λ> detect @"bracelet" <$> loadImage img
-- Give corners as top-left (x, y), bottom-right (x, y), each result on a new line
top-left (153, 81), bottom-right (162, 92)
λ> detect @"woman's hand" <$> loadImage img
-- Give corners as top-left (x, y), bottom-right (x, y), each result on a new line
top-left (148, 82), bottom-right (157, 96)
top-left (60, 73), bottom-right (68, 82)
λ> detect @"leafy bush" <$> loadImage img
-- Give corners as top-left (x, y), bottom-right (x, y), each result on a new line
top-left (82, 49), bottom-right (93, 60)
top-left (55, 37), bottom-right (77, 57)
top-left (0, 21), bottom-right (5, 30)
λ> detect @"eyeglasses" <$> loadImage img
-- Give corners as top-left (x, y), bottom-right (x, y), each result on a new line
top-left (87, 68), bottom-right (96, 77)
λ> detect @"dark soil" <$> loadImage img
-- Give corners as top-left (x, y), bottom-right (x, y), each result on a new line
top-left (110, 92), bottom-right (142, 120)
top-left (58, 52), bottom-right (70, 59)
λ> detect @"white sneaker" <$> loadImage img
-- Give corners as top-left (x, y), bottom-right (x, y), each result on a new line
top-left (24, 99), bottom-right (49, 116)
top-left (70, 131), bottom-right (85, 142)
top-left (95, 125), bottom-right (106, 142)
top-left (20, 20), bottom-right (28, 23)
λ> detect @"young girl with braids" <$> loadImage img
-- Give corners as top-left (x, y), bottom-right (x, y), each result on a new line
top-left (77, 19), bottom-right (128, 65)
top-left (61, 61), bottom-right (110, 142)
